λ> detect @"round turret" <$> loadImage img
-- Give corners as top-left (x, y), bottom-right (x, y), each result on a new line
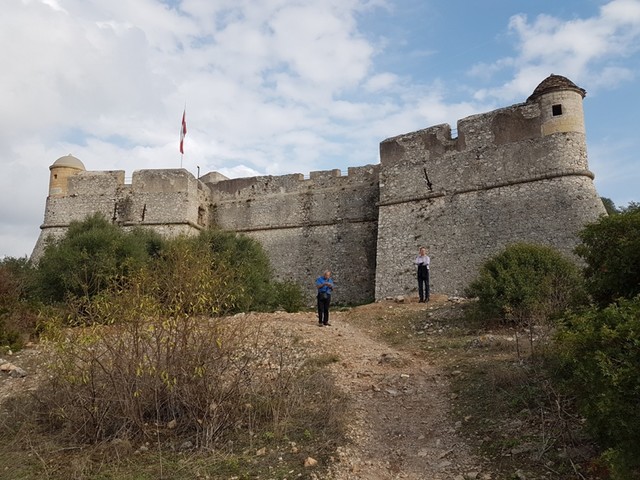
top-left (48, 154), bottom-right (86, 197)
top-left (528, 74), bottom-right (586, 136)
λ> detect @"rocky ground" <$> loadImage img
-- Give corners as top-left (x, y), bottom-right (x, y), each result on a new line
top-left (0, 295), bottom-right (497, 479)
top-left (261, 295), bottom-right (494, 480)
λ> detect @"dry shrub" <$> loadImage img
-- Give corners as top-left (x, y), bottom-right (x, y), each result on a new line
top-left (486, 362), bottom-right (530, 392)
top-left (37, 303), bottom-right (345, 451)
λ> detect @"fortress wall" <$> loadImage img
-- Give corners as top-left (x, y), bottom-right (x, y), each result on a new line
top-left (46, 169), bottom-right (205, 229)
top-left (211, 166), bottom-right (379, 304)
top-left (379, 103), bottom-right (590, 207)
top-left (111, 169), bottom-right (207, 229)
top-left (68, 171), bottom-right (125, 195)
top-left (124, 192), bottom-right (198, 225)
top-left (31, 76), bottom-right (605, 302)
top-left (246, 220), bottom-right (378, 305)
top-left (31, 192), bottom-right (129, 260)
top-left (375, 175), bottom-right (606, 298)
top-left (32, 169), bottom-right (208, 260)
top-left (375, 91), bottom-right (603, 299)
top-left (132, 169), bottom-right (196, 193)
top-left (41, 190), bottom-right (127, 227)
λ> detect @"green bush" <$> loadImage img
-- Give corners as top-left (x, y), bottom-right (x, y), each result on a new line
top-left (466, 243), bottom-right (585, 324)
top-left (272, 279), bottom-right (304, 313)
top-left (552, 297), bottom-right (640, 478)
top-left (0, 257), bottom-right (37, 349)
top-left (197, 229), bottom-right (275, 312)
top-left (33, 213), bottom-right (164, 303)
top-left (575, 205), bottom-right (640, 306)
top-left (32, 216), bottom-right (300, 318)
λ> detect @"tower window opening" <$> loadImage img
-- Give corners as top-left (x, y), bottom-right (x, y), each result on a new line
top-left (54, 174), bottom-right (58, 179)
top-left (552, 104), bottom-right (563, 116)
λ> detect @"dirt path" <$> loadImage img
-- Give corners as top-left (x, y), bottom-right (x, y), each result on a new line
top-left (1, 299), bottom-right (494, 479)
top-left (265, 299), bottom-right (492, 480)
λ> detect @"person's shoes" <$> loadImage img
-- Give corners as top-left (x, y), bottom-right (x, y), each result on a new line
top-left (418, 299), bottom-right (424, 303)
top-left (425, 298), bottom-right (430, 302)
top-left (324, 322), bottom-right (331, 326)
top-left (318, 323), bottom-right (324, 327)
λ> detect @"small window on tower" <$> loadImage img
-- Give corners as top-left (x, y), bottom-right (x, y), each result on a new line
top-left (54, 174), bottom-right (58, 179)
top-left (552, 104), bottom-right (563, 116)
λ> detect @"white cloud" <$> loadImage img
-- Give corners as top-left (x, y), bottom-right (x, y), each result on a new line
top-left (473, 0), bottom-right (640, 102)
top-left (364, 72), bottom-right (399, 92)
top-left (1, 0), bottom-right (639, 258)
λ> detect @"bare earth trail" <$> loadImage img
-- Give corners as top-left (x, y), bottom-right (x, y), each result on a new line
top-left (262, 298), bottom-right (493, 480)
top-left (1, 298), bottom-right (495, 479)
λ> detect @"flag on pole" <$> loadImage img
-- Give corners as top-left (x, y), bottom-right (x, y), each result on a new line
top-left (179, 109), bottom-right (187, 154)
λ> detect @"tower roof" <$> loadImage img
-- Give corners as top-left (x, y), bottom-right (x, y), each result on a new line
top-left (527, 74), bottom-right (586, 102)
top-left (50, 154), bottom-right (86, 171)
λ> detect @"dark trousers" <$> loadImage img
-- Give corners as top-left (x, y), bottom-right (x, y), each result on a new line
top-left (317, 294), bottom-right (331, 324)
top-left (418, 268), bottom-right (430, 301)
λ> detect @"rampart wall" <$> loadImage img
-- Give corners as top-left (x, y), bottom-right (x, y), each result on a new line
top-left (375, 94), bottom-right (605, 298)
top-left (206, 165), bottom-right (379, 305)
top-left (32, 75), bottom-right (607, 306)
top-left (32, 169), bottom-right (211, 260)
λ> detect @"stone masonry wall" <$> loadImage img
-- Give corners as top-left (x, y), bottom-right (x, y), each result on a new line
top-left (207, 165), bottom-right (379, 304)
top-left (375, 95), bottom-right (605, 299)
top-left (32, 76), bottom-right (607, 306)
top-left (32, 169), bottom-right (209, 260)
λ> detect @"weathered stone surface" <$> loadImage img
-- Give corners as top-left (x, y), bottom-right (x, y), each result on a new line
top-left (32, 75), bottom-right (605, 305)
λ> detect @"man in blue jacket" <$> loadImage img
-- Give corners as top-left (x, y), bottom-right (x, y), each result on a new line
top-left (315, 270), bottom-right (334, 326)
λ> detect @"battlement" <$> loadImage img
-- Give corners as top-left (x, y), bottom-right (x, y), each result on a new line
top-left (32, 74), bottom-right (606, 305)
top-left (205, 165), bottom-right (379, 200)
top-left (132, 168), bottom-right (199, 194)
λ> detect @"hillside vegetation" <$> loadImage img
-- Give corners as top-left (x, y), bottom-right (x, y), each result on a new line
top-left (0, 204), bottom-right (639, 479)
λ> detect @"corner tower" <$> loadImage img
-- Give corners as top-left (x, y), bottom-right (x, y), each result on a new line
top-left (527, 74), bottom-right (587, 136)
top-left (375, 74), bottom-right (606, 299)
top-left (48, 154), bottom-right (86, 197)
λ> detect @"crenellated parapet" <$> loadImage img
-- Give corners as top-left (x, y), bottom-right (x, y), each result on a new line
top-left (375, 74), bottom-right (604, 298)
top-left (379, 94), bottom-right (590, 209)
top-left (32, 168), bottom-right (213, 261)
top-left (208, 165), bottom-right (379, 231)
top-left (31, 74), bottom-right (606, 305)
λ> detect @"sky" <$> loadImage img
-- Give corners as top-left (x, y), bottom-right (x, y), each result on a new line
top-left (1, 0), bottom-right (639, 259)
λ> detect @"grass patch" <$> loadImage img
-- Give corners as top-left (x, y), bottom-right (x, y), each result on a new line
top-left (342, 300), bottom-right (601, 480)
top-left (305, 352), bottom-right (340, 368)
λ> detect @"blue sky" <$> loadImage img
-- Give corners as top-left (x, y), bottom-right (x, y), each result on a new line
top-left (1, 0), bottom-right (639, 258)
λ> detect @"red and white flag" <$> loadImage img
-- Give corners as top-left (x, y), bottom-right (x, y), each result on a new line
top-left (179, 109), bottom-right (187, 154)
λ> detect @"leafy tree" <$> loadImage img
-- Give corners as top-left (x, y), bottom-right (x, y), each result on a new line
top-left (33, 213), bottom-right (163, 303)
top-left (621, 201), bottom-right (640, 213)
top-left (553, 297), bottom-right (640, 478)
top-left (575, 205), bottom-right (640, 306)
top-left (600, 197), bottom-right (618, 215)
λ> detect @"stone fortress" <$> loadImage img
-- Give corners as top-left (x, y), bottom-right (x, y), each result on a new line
top-left (32, 74), bottom-right (606, 304)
